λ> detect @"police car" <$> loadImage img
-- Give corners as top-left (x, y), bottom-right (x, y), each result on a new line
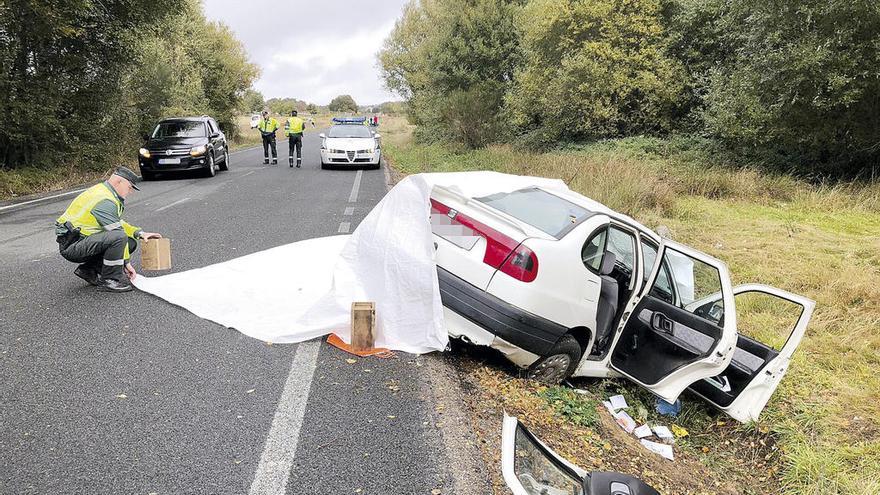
top-left (319, 117), bottom-right (381, 170)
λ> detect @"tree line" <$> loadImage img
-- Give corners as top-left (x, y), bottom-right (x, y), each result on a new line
top-left (380, 0), bottom-right (880, 177)
top-left (0, 0), bottom-right (258, 170)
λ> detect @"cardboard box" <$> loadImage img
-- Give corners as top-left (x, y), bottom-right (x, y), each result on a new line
top-left (141, 238), bottom-right (171, 271)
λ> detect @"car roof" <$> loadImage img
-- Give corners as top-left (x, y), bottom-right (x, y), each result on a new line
top-left (159, 116), bottom-right (210, 123)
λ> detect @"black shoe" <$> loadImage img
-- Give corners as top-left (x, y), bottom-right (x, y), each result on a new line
top-left (272, 159), bottom-right (278, 164)
top-left (97, 279), bottom-right (133, 293)
top-left (74, 266), bottom-right (99, 286)
top-left (263, 159), bottom-right (269, 164)
top-left (296, 161), bottom-right (301, 168)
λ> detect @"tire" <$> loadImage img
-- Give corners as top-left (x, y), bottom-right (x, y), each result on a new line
top-left (320, 161), bottom-right (329, 170)
top-left (218, 149), bottom-right (229, 171)
top-left (204, 154), bottom-right (216, 178)
top-left (525, 334), bottom-right (582, 384)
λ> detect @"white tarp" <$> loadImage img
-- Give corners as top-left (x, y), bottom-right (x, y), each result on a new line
top-left (133, 172), bottom-right (569, 354)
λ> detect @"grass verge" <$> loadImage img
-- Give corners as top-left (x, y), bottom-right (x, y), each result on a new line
top-left (381, 116), bottom-right (880, 494)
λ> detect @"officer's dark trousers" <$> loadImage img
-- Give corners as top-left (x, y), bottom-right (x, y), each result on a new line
top-left (288, 134), bottom-right (303, 162)
top-left (262, 134), bottom-right (277, 161)
top-left (59, 230), bottom-right (137, 282)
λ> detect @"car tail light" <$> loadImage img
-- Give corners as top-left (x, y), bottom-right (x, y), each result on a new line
top-left (431, 199), bottom-right (539, 282)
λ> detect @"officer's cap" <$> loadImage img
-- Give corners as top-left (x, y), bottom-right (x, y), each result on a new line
top-left (113, 166), bottom-right (141, 190)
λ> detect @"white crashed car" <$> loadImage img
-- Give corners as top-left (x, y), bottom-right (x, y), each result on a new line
top-left (431, 184), bottom-right (814, 423)
top-left (319, 124), bottom-right (381, 170)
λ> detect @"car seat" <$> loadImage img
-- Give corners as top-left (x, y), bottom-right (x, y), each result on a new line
top-left (594, 252), bottom-right (619, 351)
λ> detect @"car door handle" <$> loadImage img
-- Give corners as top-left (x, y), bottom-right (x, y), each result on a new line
top-left (651, 312), bottom-right (674, 334)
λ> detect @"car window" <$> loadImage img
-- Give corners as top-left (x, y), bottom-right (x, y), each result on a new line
top-left (327, 125), bottom-right (372, 138)
top-left (651, 248), bottom-right (724, 323)
top-left (582, 228), bottom-right (607, 271)
top-left (606, 226), bottom-right (635, 281)
top-left (477, 188), bottom-right (593, 239)
top-left (513, 423), bottom-right (584, 495)
top-left (152, 121), bottom-right (206, 138)
top-left (641, 239), bottom-right (658, 286)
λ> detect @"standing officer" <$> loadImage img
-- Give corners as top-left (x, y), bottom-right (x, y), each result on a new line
top-left (257, 110), bottom-right (279, 164)
top-left (55, 167), bottom-right (162, 293)
top-left (284, 109), bottom-right (306, 168)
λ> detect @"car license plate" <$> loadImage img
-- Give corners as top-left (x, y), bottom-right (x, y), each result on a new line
top-left (158, 158), bottom-right (181, 165)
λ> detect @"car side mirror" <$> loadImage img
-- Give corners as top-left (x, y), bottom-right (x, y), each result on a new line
top-left (141, 134), bottom-right (150, 141)
top-left (319, 133), bottom-right (326, 138)
top-left (210, 132), bottom-right (220, 138)
top-left (374, 133), bottom-right (381, 139)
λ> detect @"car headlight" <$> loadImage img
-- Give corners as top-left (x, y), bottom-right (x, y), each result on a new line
top-left (190, 145), bottom-right (207, 156)
top-left (139, 148), bottom-right (151, 158)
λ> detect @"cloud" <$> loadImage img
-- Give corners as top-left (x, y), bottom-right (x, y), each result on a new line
top-left (202, 0), bottom-right (407, 105)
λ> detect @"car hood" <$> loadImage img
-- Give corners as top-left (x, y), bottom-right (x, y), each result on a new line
top-left (147, 137), bottom-right (207, 149)
top-left (324, 137), bottom-right (374, 150)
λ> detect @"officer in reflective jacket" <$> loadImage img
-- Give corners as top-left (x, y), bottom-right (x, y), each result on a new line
top-left (257, 110), bottom-right (280, 164)
top-left (284, 110), bottom-right (306, 168)
top-left (55, 167), bottom-right (162, 292)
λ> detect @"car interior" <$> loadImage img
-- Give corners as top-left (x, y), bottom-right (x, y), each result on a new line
top-left (583, 226), bottom-right (637, 357)
top-left (689, 333), bottom-right (779, 406)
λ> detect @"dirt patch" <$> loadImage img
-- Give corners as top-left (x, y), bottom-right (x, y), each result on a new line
top-left (446, 341), bottom-right (783, 494)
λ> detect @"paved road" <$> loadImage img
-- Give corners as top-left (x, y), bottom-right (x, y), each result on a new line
top-left (0, 132), bottom-right (487, 494)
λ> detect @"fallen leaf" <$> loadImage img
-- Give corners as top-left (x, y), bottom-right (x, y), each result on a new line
top-left (431, 489), bottom-right (442, 495)
top-left (671, 424), bottom-right (689, 437)
top-left (387, 415), bottom-right (396, 419)
top-left (116, 394), bottom-right (127, 399)
top-left (346, 358), bottom-right (357, 364)
top-left (246, 389), bottom-right (255, 394)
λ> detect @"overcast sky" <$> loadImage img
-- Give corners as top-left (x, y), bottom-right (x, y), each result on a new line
top-left (203, 0), bottom-right (409, 105)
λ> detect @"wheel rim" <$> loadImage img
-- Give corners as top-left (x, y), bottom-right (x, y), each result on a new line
top-left (208, 156), bottom-right (215, 176)
top-left (527, 354), bottom-right (571, 383)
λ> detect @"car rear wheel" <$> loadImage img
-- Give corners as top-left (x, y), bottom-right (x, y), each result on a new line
top-left (525, 334), bottom-right (582, 384)
top-left (204, 154), bottom-right (216, 178)
top-left (218, 150), bottom-right (229, 171)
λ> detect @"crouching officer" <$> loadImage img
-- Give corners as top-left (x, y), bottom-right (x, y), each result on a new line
top-left (55, 166), bottom-right (162, 293)
top-left (284, 110), bottom-right (306, 168)
top-left (258, 110), bottom-right (279, 164)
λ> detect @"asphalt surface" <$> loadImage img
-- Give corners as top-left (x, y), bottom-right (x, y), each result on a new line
top-left (0, 133), bottom-right (485, 494)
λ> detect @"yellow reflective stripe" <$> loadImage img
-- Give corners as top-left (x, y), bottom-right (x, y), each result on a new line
top-left (103, 221), bottom-right (122, 231)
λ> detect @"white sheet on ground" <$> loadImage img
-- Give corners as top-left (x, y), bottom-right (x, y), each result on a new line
top-left (133, 172), bottom-right (570, 354)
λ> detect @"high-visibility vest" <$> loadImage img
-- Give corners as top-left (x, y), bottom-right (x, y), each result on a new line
top-left (56, 183), bottom-right (140, 258)
top-left (285, 116), bottom-right (305, 136)
top-left (258, 117), bottom-right (279, 133)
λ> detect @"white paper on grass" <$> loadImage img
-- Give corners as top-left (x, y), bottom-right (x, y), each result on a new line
top-left (133, 172), bottom-right (570, 354)
top-left (609, 394), bottom-right (629, 411)
top-left (653, 425), bottom-right (675, 441)
top-left (640, 439), bottom-right (674, 461)
top-left (614, 411), bottom-right (637, 433)
top-left (633, 424), bottom-right (653, 439)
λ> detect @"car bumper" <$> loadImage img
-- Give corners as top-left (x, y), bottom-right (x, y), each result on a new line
top-left (437, 266), bottom-right (567, 357)
top-left (139, 154), bottom-right (209, 172)
top-left (320, 149), bottom-right (380, 165)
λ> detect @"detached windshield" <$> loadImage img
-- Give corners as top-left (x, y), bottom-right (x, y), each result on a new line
top-left (328, 125), bottom-right (372, 138)
top-left (476, 188), bottom-right (592, 238)
top-left (152, 121), bottom-right (206, 138)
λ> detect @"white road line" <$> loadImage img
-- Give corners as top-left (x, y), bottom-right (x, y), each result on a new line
top-left (248, 340), bottom-right (321, 495)
top-left (343, 207), bottom-right (354, 216)
top-left (242, 171), bottom-right (255, 177)
top-left (348, 170), bottom-right (363, 203)
top-left (0, 187), bottom-right (87, 212)
top-left (338, 222), bottom-right (350, 233)
top-left (155, 197), bottom-right (189, 212)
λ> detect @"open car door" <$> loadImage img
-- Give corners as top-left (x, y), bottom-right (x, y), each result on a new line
top-left (608, 239), bottom-right (738, 404)
top-left (501, 414), bottom-right (659, 495)
top-left (687, 284), bottom-right (815, 422)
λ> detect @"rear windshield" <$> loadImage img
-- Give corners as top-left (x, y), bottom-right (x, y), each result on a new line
top-left (476, 188), bottom-right (592, 238)
top-left (152, 121), bottom-right (206, 138)
top-left (328, 125), bottom-right (372, 138)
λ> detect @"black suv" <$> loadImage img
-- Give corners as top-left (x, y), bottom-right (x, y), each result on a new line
top-left (138, 116), bottom-right (229, 180)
